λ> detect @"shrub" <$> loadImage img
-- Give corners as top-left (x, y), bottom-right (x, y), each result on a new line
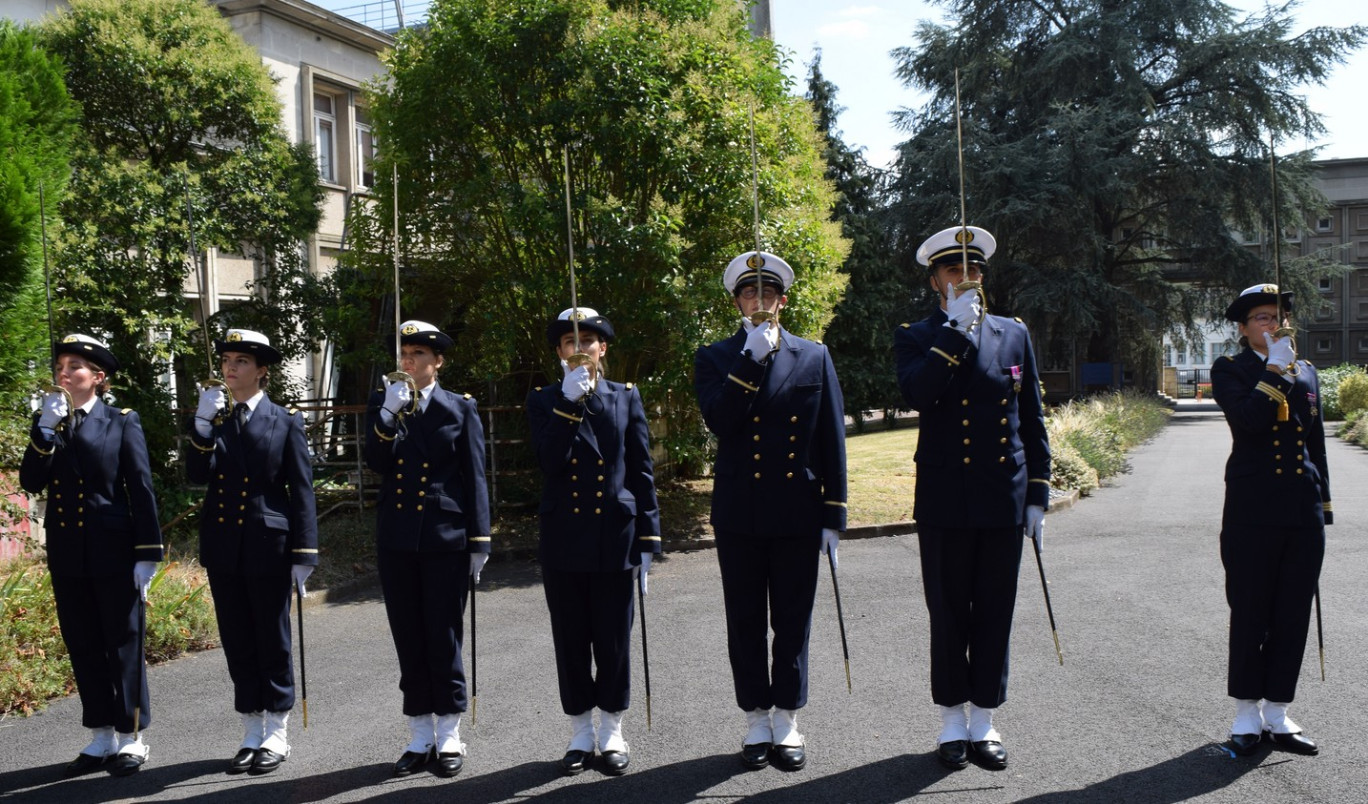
top-left (1049, 438), bottom-right (1099, 496)
top-left (1316, 363), bottom-right (1365, 420)
top-left (1046, 390), bottom-right (1171, 492)
top-left (1340, 409), bottom-right (1368, 448)
top-left (1336, 370), bottom-right (1368, 416)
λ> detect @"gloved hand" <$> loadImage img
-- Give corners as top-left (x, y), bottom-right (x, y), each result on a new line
top-left (1024, 505), bottom-right (1045, 552)
top-left (133, 561), bottom-right (158, 602)
top-left (38, 391), bottom-right (68, 432)
top-left (639, 552), bottom-right (653, 595)
top-left (943, 284), bottom-right (981, 333)
top-left (291, 564), bottom-right (314, 597)
top-left (1264, 332), bottom-right (1295, 374)
top-left (194, 386), bottom-right (226, 437)
top-left (469, 553), bottom-right (489, 583)
top-left (561, 363), bottom-right (594, 402)
top-left (743, 321), bottom-right (779, 362)
top-left (820, 527), bottom-right (840, 570)
top-left (382, 379), bottom-right (412, 417)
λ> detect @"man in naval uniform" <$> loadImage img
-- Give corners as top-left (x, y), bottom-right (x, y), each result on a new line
top-left (893, 225), bottom-right (1050, 771)
top-left (694, 251), bottom-right (847, 772)
top-left (364, 320), bottom-right (491, 779)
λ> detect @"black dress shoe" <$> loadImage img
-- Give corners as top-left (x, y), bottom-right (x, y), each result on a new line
top-left (108, 752), bottom-right (146, 777)
top-left (971, 740), bottom-right (1008, 769)
top-left (251, 748), bottom-right (287, 773)
top-left (1226, 733), bottom-right (1262, 757)
top-left (561, 749), bottom-right (592, 775)
top-left (228, 748), bottom-right (256, 774)
top-left (435, 751), bottom-right (464, 777)
top-left (65, 753), bottom-right (110, 776)
top-left (394, 747), bottom-right (434, 777)
top-left (770, 744), bottom-right (806, 771)
top-left (936, 740), bottom-right (970, 770)
top-left (741, 742), bottom-right (771, 770)
top-left (1268, 731), bottom-right (1319, 756)
top-left (601, 750), bottom-right (630, 775)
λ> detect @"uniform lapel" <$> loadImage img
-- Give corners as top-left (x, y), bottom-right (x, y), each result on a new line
top-left (74, 400), bottom-right (111, 478)
top-left (757, 327), bottom-right (801, 405)
top-left (969, 317), bottom-right (1005, 392)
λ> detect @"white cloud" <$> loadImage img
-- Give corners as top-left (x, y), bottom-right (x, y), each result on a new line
top-left (817, 19), bottom-right (871, 38)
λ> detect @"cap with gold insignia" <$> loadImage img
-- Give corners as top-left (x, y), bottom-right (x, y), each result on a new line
top-left (723, 251), bottom-right (794, 295)
top-left (215, 328), bottom-right (282, 365)
top-left (54, 333), bottom-right (119, 373)
top-left (398, 320), bottom-right (454, 352)
top-left (916, 225), bottom-right (996, 268)
top-left (546, 307), bottom-right (615, 346)
top-left (1224, 283), bottom-right (1295, 323)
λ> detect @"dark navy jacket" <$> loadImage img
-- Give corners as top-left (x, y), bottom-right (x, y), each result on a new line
top-left (694, 326), bottom-right (848, 537)
top-left (20, 401), bottom-right (164, 576)
top-left (894, 310), bottom-right (1050, 528)
top-left (186, 396), bottom-right (318, 572)
top-left (1212, 349), bottom-right (1332, 528)
top-left (364, 384), bottom-right (491, 553)
top-left (526, 379), bottom-right (661, 572)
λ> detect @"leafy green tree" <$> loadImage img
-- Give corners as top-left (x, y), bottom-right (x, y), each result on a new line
top-left (39, 0), bottom-right (325, 491)
top-left (339, 0), bottom-right (847, 474)
top-left (0, 21), bottom-right (78, 534)
top-left (888, 0), bottom-right (1364, 385)
top-left (805, 53), bottom-right (909, 431)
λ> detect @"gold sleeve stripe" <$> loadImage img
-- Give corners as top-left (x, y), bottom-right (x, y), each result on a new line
top-left (1323, 502), bottom-right (1333, 511)
top-left (469, 536), bottom-right (492, 542)
top-left (554, 408), bottom-right (583, 423)
top-left (727, 374), bottom-right (760, 392)
top-left (30, 439), bottom-right (55, 456)
top-left (292, 548), bottom-right (319, 554)
top-left (1254, 381), bottom-right (1286, 403)
top-left (930, 347), bottom-right (961, 366)
top-left (639, 535), bottom-right (663, 541)
top-left (825, 500), bottom-right (848, 508)
top-left (134, 544), bottom-right (162, 551)
top-left (373, 423), bottom-right (397, 441)
top-left (1030, 478), bottom-right (1052, 485)
top-left (191, 439), bottom-right (216, 452)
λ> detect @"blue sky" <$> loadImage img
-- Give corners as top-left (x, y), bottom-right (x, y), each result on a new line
top-left (315, 1), bottom-right (1365, 167)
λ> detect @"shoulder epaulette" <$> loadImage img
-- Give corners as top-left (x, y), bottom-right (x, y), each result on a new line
top-left (463, 393), bottom-right (473, 399)
top-left (288, 406), bottom-right (300, 416)
top-left (1223, 355), bottom-right (1235, 362)
top-left (900, 322), bottom-right (911, 328)
top-left (535, 386), bottom-right (542, 392)
top-left (815, 339), bottom-right (824, 345)
top-left (625, 382), bottom-right (634, 390)
top-left (120, 408), bottom-right (132, 415)
top-left (1014, 317), bottom-right (1023, 323)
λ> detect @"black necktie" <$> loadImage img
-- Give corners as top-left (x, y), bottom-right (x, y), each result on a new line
top-left (71, 409), bottom-right (86, 432)
top-left (235, 402), bottom-right (249, 430)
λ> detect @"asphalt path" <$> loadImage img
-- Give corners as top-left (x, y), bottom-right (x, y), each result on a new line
top-left (3, 400), bottom-right (1366, 803)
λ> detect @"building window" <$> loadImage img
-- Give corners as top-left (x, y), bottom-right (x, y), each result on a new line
top-left (314, 92), bottom-right (337, 183)
top-left (1316, 337), bottom-right (1333, 353)
top-left (355, 106), bottom-right (375, 189)
top-left (1175, 347), bottom-right (1187, 366)
top-left (1314, 302), bottom-right (1334, 322)
top-left (1192, 341), bottom-right (1207, 365)
top-left (1318, 276), bottom-right (1332, 291)
top-left (1358, 336), bottom-right (1368, 353)
top-left (1317, 217), bottom-right (1333, 233)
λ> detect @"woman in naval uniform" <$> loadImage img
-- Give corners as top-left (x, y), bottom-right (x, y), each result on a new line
top-left (186, 329), bottom-right (317, 774)
top-left (20, 333), bottom-right (163, 777)
top-left (1211, 284), bottom-right (1331, 758)
top-left (526, 307), bottom-right (660, 776)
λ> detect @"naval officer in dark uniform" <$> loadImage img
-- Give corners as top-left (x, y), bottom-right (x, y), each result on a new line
top-left (20, 333), bottom-right (163, 777)
top-left (364, 319), bottom-right (490, 779)
top-left (893, 226), bottom-right (1050, 771)
top-left (1212, 284), bottom-right (1330, 758)
top-left (694, 251), bottom-right (847, 772)
top-left (527, 306), bottom-right (661, 776)
top-left (185, 329), bottom-right (317, 774)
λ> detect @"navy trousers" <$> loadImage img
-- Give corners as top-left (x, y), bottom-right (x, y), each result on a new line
top-left (378, 549), bottom-right (471, 715)
top-left (51, 572), bottom-right (150, 733)
top-left (207, 565), bottom-right (295, 714)
top-left (543, 567), bottom-right (635, 715)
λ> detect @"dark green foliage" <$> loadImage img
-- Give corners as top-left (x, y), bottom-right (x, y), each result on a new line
top-left (38, 0), bottom-right (326, 488)
top-left (335, 0), bottom-right (847, 476)
top-left (888, 0), bottom-right (1365, 383)
top-left (805, 54), bottom-right (910, 430)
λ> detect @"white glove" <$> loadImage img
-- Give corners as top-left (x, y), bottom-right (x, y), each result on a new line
top-left (943, 284), bottom-right (981, 332)
top-left (561, 363), bottom-right (594, 402)
top-left (382, 379), bottom-right (412, 416)
top-left (1264, 332), bottom-right (1295, 374)
top-left (291, 564), bottom-right (314, 597)
top-left (194, 386), bottom-right (226, 436)
top-left (639, 552), bottom-right (653, 595)
top-left (133, 561), bottom-right (158, 602)
top-left (38, 391), bottom-right (68, 432)
top-left (820, 527), bottom-right (840, 570)
top-left (469, 553), bottom-right (489, 583)
top-left (743, 321), bottom-right (779, 362)
top-left (1024, 505), bottom-right (1045, 552)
